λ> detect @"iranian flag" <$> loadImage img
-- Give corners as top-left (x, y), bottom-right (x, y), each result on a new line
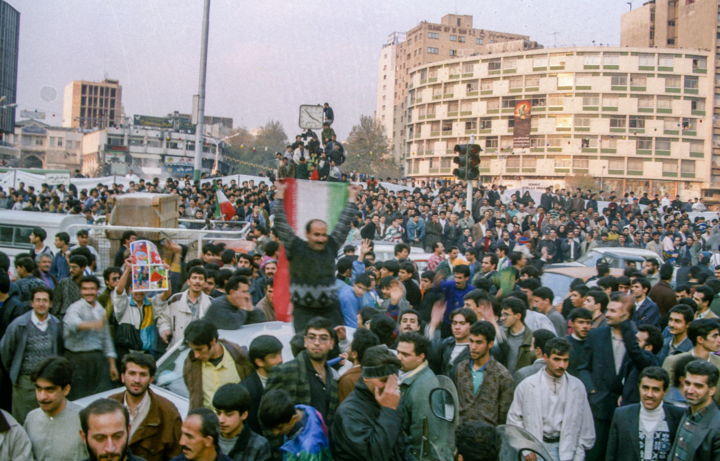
top-left (273, 178), bottom-right (349, 322)
top-left (215, 185), bottom-right (235, 221)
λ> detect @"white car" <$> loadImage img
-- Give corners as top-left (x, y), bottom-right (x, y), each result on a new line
top-left (73, 321), bottom-right (298, 417)
top-left (547, 247), bottom-right (664, 271)
top-left (338, 242), bottom-right (433, 272)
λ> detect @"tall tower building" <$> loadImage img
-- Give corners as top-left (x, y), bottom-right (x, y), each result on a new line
top-left (621, 0), bottom-right (720, 199)
top-left (63, 79), bottom-right (123, 129)
top-left (376, 14), bottom-right (542, 166)
top-left (0, 1), bottom-right (20, 135)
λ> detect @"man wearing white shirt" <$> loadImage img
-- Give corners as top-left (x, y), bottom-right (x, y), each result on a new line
top-left (508, 337), bottom-right (595, 461)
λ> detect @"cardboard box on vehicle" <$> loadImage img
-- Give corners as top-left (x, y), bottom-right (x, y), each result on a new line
top-left (106, 193), bottom-right (178, 241)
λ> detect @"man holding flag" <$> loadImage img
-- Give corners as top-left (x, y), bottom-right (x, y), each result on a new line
top-left (215, 181), bottom-right (236, 221)
top-left (273, 180), bottom-right (361, 331)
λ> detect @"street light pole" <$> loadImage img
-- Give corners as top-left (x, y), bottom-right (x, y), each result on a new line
top-left (193, 0), bottom-right (211, 183)
top-left (210, 132), bottom-right (244, 176)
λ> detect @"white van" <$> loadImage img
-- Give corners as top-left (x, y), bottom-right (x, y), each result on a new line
top-left (0, 210), bottom-right (87, 269)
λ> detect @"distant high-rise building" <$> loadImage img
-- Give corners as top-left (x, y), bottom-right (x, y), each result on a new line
top-left (621, 0), bottom-right (720, 199)
top-left (376, 14), bottom-right (542, 164)
top-left (63, 79), bottom-right (123, 129)
top-left (0, 1), bottom-right (20, 135)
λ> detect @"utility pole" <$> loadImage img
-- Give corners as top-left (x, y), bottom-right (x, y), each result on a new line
top-left (193, 0), bottom-right (211, 183)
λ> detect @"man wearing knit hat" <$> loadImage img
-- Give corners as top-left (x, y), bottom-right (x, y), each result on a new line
top-left (330, 345), bottom-right (409, 461)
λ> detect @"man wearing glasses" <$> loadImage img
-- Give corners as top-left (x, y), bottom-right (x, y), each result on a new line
top-left (265, 316), bottom-right (339, 428)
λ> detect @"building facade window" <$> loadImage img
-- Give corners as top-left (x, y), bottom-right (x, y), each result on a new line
top-left (428, 32), bottom-right (439, 39)
top-left (476, 38), bottom-right (483, 45)
top-left (427, 47), bottom-right (439, 54)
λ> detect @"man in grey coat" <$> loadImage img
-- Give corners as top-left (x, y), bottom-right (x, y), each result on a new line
top-left (0, 286), bottom-right (63, 424)
top-left (397, 332), bottom-right (446, 458)
top-left (513, 329), bottom-right (556, 385)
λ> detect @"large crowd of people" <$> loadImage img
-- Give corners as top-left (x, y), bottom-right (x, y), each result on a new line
top-left (2, 145), bottom-right (720, 460)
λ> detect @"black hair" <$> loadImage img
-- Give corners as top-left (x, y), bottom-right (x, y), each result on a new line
top-left (361, 344), bottom-right (403, 369)
top-left (453, 264), bottom-right (471, 277)
top-left (78, 275), bottom-right (100, 289)
top-left (469, 321), bottom-right (496, 344)
top-left (249, 335), bottom-right (284, 369)
top-left (675, 283), bottom-right (692, 294)
top-left (383, 260), bottom-right (400, 277)
top-left (501, 297), bottom-right (527, 323)
top-left (659, 263), bottom-right (674, 281)
top-left (639, 366), bottom-right (670, 391)
top-left (695, 285), bottom-right (714, 305)
top-left (212, 383), bottom-right (251, 415)
top-left (30, 285), bottom-right (53, 302)
top-left (187, 266), bottom-right (208, 280)
top-left (80, 398), bottom-right (129, 435)
top-left (637, 324), bottom-right (664, 355)
top-left (532, 286), bottom-right (554, 302)
top-left (32, 227), bottom-right (47, 241)
top-left (394, 243), bottom-right (410, 256)
top-left (397, 332), bottom-right (431, 359)
top-left (304, 316), bottom-right (333, 337)
top-left (399, 261), bottom-right (415, 275)
top-left (184, 320), bottom-right (219, 347)
top-left (569, 307), bottom-right (593, 322)
top-left (455, 422), bottom-right (502, 461)
top-left (355, 274), bottom-right (372, 288)
top-left (121, 352), bottom-right (157, 377)
top-left (545, 337), bottom-right (572, 357)
top-left (669, 304), bottom-right (695, 325)
top-left (121, 230), bottom-right (137, 245)
top-left (597, 276), bottom-right (618, 292)
top-left (509, 251), bottom-right (525, 266)
top-left (30, 356), bottom-right (73, 388)
top-left (687, 318), bottom-right (720, 346)
top-left (336, 257), bottom-right (353, 276)
top-left (631, 277), bottom-right (652, 295)
top-left (103, 266), bottom-right (121, 282)
top-left (186, 408), bottom-right (221, 446)
top-left (686, 360), bottom-right (720, 388)
top-left (570, 284), bottom-right (590, 297)
top-left (673, 355), bottom-right (702, 388)
top-left (482, 253), bottom-right (498, 267)
top-left (259, 389), bottom-right (297, 428)
top-left (55, 232), bottom-right (70, 245)
top-left (225, 275), bottom-right (250, 293)
top-left (586, 290), bottom-right (609, 313)
top-left (69, 254), bottom-right (88, 268)
top-left (450, 307), bottom-right (478, 324)
top-left (678, 297), bottom-right (698, 312)
top-left (221, 249), bottom-right (236, 264)
top-left (350, 328), bottom-right (380, 363)
top-left (533, 329), bottom-right (557, 356)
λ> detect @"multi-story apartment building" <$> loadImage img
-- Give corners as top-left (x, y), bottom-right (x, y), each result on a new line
top-left (405, 47), bottom-right (711, 199)
top-left (376, 14), bottom-right (541, 165)
top-left (63, 79), bottom-right (124, 129)
top-left (0, 1), bottom-right (20, 136)
top-left (621, 0), bottom-right (720, 200)
top-left (6, 120), bottom-right (83, 170)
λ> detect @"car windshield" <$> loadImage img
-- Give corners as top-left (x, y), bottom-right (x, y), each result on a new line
top-left (153, 322), bottom-right (299, 400)
top-left (155, 344), bottom-right (191, 398)
top-left (576, 251), bottom-right (627, 269)
top-left (540, 272), bottom-right (574, 305)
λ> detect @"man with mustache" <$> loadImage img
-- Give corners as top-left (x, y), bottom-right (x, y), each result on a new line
top-left (109, 353), bottom-right (182, 461)
top-left (173, 408), bottom-right (232, 461)
top-left (23, 356), bottom-right (86, 461)
top-left (79, 398), bottom-right (145, 461)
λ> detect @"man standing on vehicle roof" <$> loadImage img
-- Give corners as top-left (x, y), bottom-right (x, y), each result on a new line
top-left (272, 180), bottom-right (361, 331)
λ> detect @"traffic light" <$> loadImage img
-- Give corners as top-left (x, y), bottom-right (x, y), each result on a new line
top-left (452, 144), bottom-right (482, 180)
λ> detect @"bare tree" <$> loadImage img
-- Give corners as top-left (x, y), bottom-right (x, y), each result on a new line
top-left (343, 115), bottom-right (400, 177)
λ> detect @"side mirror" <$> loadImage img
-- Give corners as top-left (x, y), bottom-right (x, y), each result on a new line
top-left (429, 387), bottom-right (455, 422)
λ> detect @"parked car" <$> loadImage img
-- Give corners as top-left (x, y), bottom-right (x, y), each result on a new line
top-left (73, 321), bottom-right (298, 417)
top-left (547, 248), bottom-right (663, 272)
top-left (338, 242), bottom-right (433, 272)
top-left (541, 266), bottom-right (624, 306)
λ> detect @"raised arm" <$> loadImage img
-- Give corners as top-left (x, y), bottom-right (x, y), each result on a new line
top-left (329, 184), bottom-right (362, 245)
top-left (270, 181), bottom-right (297, 249)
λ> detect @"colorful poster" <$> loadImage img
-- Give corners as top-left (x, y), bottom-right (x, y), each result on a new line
top-left (130, 240), bottom-right (168, 292)
top-left (513, 100), bottom-right (532, 149)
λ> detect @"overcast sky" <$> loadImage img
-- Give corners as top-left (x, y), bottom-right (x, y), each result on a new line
top-left (11, 0), bottom-right (631, 141)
